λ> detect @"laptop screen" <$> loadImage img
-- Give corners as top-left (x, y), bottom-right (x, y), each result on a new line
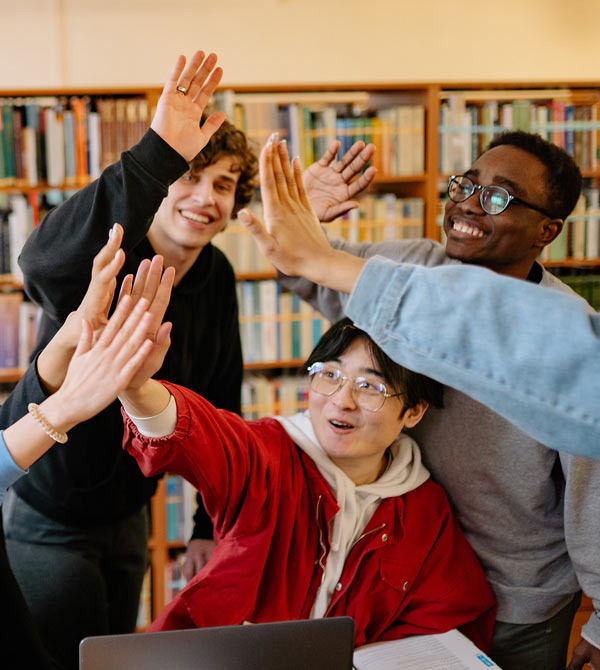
top-left (80, 617), bottom-right (355, 670)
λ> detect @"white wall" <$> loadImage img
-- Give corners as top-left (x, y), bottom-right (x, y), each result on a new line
top-left (1, 0), bottom-right (600, 89)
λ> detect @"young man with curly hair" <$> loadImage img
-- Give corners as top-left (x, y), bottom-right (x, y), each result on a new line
top-left (3, 51), bottom-right (377, 670)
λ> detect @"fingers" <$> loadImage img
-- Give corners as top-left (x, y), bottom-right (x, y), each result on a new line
top-left (91, 223), bottom-right (124, 278)
top-left (138, 256), bottom-right (164, 305)
top-left (185, 52), bottom-right (217, 99)
top-left (117, 274), bottom-right (133, 303)
top-left (268, 135), bottom-right (292, 202)
top-left (193, 64), bottom-right (224, 110)
top-left (276, 140), bottom-right (300, 200)
top-left (164, 54), bottom-right (189, 95)
top-left (292, 157), bottom-right (313, 210)
top-left (338, 141), bottom-right (373, 181)
top-left (97, 295), bottom-right (142, 347)
top-left (130, 259), bottom-right (151, 304)
top-left (318, 140), bottom-right (341, 167)
top-left (147, 266), bottom-right (175, 328)
top-left (259, 140), bottom-right (280, 212)
top-left (347, 164), bottom-right (377, 199)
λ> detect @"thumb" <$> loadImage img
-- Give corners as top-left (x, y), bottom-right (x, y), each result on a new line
top-left (238, 208), bottom-right (275, 248)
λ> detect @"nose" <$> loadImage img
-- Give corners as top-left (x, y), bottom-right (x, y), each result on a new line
top-left (456, 187), bottom-right (485, 215)
top-left (191, 178), bottom-right (216, 207)
top-left (330, 378), bottom-right (358, 410)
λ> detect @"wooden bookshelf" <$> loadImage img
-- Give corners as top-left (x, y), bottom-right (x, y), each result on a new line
top-left (2, 80), bottom-right (600, 627)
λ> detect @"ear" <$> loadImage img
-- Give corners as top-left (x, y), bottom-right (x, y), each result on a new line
top-left (536, 218), bottom-right (563, 248)
top-left (402, 401), bottom-right (429, 429)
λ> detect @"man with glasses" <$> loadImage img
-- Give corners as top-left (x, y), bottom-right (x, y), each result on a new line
top-left (116, 316), bottom-right (496, 648)
top-left (269, 130), bottom-right (599, 670)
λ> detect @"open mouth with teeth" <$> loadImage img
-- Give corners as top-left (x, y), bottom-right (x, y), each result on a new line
top-left (450, 219), bottom-right (485, 239)
top-left (329, 419), bottom-right (355, 431)
top-left (180, 209), bottom-right (212, 226)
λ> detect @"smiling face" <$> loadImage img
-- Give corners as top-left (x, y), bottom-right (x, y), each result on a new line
top-left (443, 145), bottom-right (562, 278)
top-left (308, 338), bottom-right (427, 485)
top-left (148, 155), bottom-right (240, 261)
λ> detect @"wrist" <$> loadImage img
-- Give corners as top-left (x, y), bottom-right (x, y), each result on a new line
top-left (313, 249), bottom-right (365, 294)
top-left (36, 393), bottom-right (79, 436)
top-left (119, 379), bottom-right (170, 419)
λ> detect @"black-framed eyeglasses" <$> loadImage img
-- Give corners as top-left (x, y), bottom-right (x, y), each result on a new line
top-left (307, 362), bottom-right (403, 412)
top-left (448, 175), bottom-right (555, 218)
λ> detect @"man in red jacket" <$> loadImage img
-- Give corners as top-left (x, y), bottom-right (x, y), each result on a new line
top-left (118, 316), bottom-right (496, 651)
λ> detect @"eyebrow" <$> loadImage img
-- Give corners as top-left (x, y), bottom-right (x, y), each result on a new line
top-left (464, 168), bottom-right (525, 197)
top-left (216, 174), bottom-right (238, 184)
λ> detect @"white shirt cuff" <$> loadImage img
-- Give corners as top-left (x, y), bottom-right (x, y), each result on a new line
top-left (126, 394), bottom-right (177, 438)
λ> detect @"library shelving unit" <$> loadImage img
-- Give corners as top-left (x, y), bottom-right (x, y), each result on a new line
top-left (2, 80), bottom-right (600, 623)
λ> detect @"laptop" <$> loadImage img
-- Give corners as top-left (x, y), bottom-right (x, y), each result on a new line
top-left (79, 617), bottom-right (355, 670)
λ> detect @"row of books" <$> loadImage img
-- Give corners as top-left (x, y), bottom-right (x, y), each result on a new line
top-left (0, 292), bottom-right (40, 371)
top-left (242, 373), bottom-right (309, 421)
top-left (440, 96), bottom-right (600, 174)
top-left (0, 191), bottom-right (72, 280)
top-left (215, 92), bottom-right (425, 176)
top-left (0, 96), bottom-right (148, 188)
top-left (541, 189), bottom-right (600, 262)
top-left (237, 279), bottom-right (331, 364)
top-left (214, 195), bottom-right (425, 275)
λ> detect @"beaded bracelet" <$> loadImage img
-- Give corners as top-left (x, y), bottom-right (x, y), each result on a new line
top-left (27, 403), bottom-right (68, 444)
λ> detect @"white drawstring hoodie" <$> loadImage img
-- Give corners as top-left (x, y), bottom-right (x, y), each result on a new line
top-left (275, 411), bottom-right (429, 618)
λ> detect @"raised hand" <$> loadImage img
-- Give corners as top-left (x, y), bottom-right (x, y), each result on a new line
top-left (238, 137), bottom-right (366, 293)
top-left (150, 50), bottom-right (226, 162)
top-left (238, 136), bottom-right (331, 280)
top-left (45, 297), bottom-right (160, 431)
top-left (303, 139), bottom-right (377, 222)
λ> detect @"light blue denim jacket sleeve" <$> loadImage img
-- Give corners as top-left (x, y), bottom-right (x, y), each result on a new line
top-left (0, 431), bottom-right (27, 506)
top-left (345, 256), bottom-right (600, 457)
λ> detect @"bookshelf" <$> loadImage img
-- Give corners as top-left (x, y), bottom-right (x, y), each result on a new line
top-left (1, 81), bottom-right (600, 625)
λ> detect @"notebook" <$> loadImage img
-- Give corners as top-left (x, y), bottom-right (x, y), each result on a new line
top-left (79, 617), bottom-right (355, 670)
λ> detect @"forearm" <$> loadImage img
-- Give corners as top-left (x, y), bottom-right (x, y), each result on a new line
top-left (20, 130), bottom-right (187, 318)
top-left (306, 247), bottom-right (365, 295)
top-left (345, 256), bottom-right (600, 455)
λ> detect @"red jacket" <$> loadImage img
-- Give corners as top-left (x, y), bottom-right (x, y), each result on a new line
top-left (123, 382), bottom-right (496, 650)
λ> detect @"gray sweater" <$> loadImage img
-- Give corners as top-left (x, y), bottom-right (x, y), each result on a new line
top-left (279, 237), bottom-right (600, 645)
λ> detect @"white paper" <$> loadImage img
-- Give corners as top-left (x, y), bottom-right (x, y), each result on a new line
top-left (353, 629), bottom-right (500, 670)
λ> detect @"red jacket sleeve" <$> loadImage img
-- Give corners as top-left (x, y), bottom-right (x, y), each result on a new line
top-left (122, 381), bottom-right (285, 538)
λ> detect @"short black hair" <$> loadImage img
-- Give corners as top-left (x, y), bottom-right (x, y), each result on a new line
top-left (487, 131), bottom-right (582, 220)
top-left (305, 317), bottom-right (443, 413)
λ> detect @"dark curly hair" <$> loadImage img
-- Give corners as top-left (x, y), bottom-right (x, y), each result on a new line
top-left (487, 131), bottom-right (582, 220)
top-left (189, 118), bottom-right (258, 216)
top-left (305, 317), bottom-right (443, 415)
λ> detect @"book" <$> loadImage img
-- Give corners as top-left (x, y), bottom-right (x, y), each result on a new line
top-left (353, 629), bottom-right (501, 670)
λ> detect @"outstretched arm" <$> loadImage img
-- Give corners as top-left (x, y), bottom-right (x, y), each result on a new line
top-left (302, 139), bottom-right (377, 222)
top-left (239, 137), bottom-right (600, 456)
top-left (20, 50), bottom-right (224, 320)
top-left (35, 223), bottom-right (174, 394)
top-left (2, 296), bottom-right (159, 473)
